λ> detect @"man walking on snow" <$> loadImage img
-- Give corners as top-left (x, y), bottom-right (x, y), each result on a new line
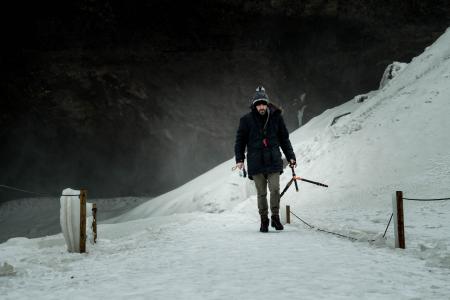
top-left (234, 86), bottom-right (296, 232)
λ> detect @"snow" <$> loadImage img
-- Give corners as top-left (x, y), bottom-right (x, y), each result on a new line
top-left (1, 27), bottom-right (450, 299)
top-left (0, 262), bottom-right (15, 276)
top-left (379, 61), bottom-right (408, 89)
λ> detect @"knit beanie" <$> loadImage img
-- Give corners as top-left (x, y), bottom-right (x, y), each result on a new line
top-left (252, 86), bottom-right (269, 106)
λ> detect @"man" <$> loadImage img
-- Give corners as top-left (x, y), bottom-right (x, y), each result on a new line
top-left (234, 86), bottom-right (296, 232)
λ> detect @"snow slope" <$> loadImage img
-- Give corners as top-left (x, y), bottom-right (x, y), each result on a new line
top-left (1, 28), bottom-right (450, 299)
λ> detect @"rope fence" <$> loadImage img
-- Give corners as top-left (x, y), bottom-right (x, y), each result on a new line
top-left (0, 184), bottom-right (53, 197)
top-left (4, 183), bottom-right (450, 251)
top-left (0, 184), bottom-right (81, 197)
top-left (403, 197), bottom-right (450, 201)
top-left (392, 191), bottom-right (450, 249)
top-left (1, 184), bottom-right (97, 253)
top-left (287, 190), bottom-right (450, 249)
top-left (287, 206), bottom-right (393, 243)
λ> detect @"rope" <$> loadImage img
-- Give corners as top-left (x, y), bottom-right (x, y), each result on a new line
top-left (0, 184), bottom-right (77, 197)
top-left (0, 184), bottom-right (52, 197)
top-left (403, 197), bottom-right (450, 201)
top-left (316, 228), bottom-right (357, 241)
top-left (382, 213), bottom-right (393, 238)
top-left (289, 210), bottom-right (357, 241)
top-left (290, 211), bottom-right (314, 229)
top-left (290, 210), bottom-right (394, 242)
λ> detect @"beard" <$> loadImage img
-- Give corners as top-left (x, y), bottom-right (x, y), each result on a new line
top-left (258, 108), bottom-right (267, 115)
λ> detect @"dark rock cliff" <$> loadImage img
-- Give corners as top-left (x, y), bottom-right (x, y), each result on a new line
top-left (1, 1), bottom-right (449, 201)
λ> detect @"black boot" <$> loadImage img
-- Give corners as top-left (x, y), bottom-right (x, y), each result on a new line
top-left (271, 215), bottom-right (284, 230)
top-left (260, 216), bottom-right (269, 232)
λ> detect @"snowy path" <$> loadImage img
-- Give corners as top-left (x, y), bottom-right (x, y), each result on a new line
top-left (1, 209), bottom-right (450, 300)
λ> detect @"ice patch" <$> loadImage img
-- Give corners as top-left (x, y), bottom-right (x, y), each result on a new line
top-left (0, 262), bottom-right (16, 276)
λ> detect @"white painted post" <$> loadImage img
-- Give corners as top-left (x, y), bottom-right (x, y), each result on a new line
top-left (392, 191), bottom-right (405, 249)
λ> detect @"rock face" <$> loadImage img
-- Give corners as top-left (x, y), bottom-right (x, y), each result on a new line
top-left (1, 1), bottom-right (449, 200)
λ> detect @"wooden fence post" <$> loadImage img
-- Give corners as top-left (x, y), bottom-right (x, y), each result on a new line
top-left (286, 205), bottom-right (291, 224)
top-left (79, 189), bottom-right (87, 253)
top-left (392, 191), bottom-right (405, 249)
top-left (92, 203), bottom-right (97, 243)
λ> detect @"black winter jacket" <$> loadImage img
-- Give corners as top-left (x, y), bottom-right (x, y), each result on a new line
top-left (234, 104), bottom-right (296, 179)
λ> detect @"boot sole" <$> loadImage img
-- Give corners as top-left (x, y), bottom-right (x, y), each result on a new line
top-left (271, 224), bottom-right (284, 230)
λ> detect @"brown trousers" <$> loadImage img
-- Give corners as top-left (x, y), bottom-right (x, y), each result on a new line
top-left (253, 172), bottom-right (280, 217)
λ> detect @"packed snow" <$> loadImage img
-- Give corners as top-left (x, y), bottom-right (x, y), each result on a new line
top-left (1, 28), bottom-right (450, 299)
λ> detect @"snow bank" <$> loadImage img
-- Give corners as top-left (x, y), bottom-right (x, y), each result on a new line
top-left (107, 160), bottom-right (256, 222)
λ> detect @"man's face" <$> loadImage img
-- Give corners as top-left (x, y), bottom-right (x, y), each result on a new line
top-left (256, 103), bottom-right (267, 115)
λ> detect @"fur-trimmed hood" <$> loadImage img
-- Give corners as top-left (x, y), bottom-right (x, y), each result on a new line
top-left (250, 102), bottom-right (283, 115)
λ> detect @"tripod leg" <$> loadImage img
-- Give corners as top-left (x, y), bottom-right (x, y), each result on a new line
top-left (280, 178), bottom-right (294, 198)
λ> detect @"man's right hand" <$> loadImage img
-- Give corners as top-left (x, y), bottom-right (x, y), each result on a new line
top-left (289, 159), bottom-right (297, 168)
top-left (236, 162), bottom-right (244, 170)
